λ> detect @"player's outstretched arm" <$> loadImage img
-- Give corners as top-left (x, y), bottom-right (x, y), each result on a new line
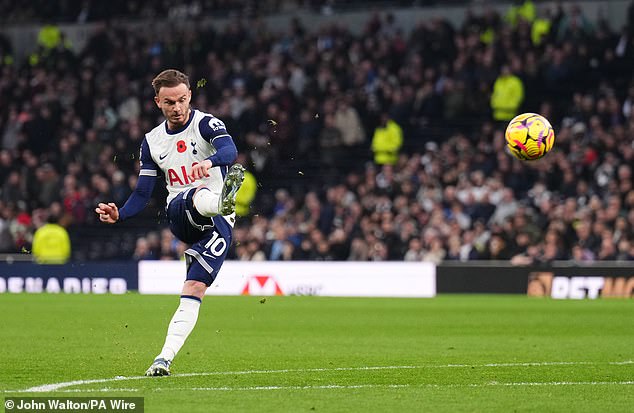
top-left (95, 202), bottom-right (120, 224)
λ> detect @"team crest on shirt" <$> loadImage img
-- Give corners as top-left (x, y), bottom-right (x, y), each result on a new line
top-left (191, 141), bottom-right (198, 155)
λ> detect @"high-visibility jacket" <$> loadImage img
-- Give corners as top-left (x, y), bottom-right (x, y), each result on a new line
top-left (371, 120), bottom-right (403, 165)
top-left (507, 1), bottom-right (536, 26)
top-left (32, 223), bottom-right (71, 264)
top-left (235, 170), bottom-right (257, 217)
top-left (490, 75), bottom-right (524, 121)
top-left (37, 25), bottom-right (62, 50)
top-left (531, 18), bottom-right (551, 45)
top-left (480, 27), bottom-right (495, 45)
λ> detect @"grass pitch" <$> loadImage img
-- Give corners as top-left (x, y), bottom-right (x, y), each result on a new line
top-left (1, 294), bottom-right (633, 412)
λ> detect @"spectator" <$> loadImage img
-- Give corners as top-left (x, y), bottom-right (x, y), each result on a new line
top-left (32, 212), bottom-right (71, 264)
top-left (132, 237), bottom-right (154, 261)
top-left (334, 95), bottom-right (365, 158)
top-left (371, 113), bottom-right (403, 165)
top-left (480, 233), bottom-right (511, 260)
top-left (318, 113), bottom-right (344, 170)
top-left (490, 65), bottom-right (524, 122)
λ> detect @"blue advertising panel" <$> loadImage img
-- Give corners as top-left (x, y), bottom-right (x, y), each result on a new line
top-left (0, 262), bottom-right (137, 294)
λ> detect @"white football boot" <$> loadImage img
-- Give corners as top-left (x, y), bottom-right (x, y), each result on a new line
top-left (145, 358), bottom-right (171, 377)
top-left (218, 164), bottom-right (245, 216)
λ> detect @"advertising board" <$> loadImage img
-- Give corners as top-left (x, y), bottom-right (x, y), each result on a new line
top-left (139, 261), bottom-right (436, 297)
top-left (0, 262), bottom-right (137, 294)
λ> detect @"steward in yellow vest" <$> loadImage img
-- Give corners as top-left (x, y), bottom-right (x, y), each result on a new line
top-left (371, 114), bottom-right (403, 165)
top-left (490, 65), bottom-right (524, 122)
top-left (32, 217), bottom-right (71, 264)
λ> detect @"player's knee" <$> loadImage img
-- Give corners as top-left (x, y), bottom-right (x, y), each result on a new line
top-left (182, 280), bottom-right (207, 299)
top-left (193, 187), bottom-right (220, 217)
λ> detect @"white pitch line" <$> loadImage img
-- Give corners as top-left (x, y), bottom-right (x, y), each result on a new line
top-left (151, 381), bottom-right (634, 391)
top-left (6, 360), bottom-right (632, 394)
top-left (15, 381), bottom-right (634, 394)
top-left (15, 375), bottom-right (153, 393)
top-left (182, 381), bottom-right (634, 391)
top-left (475, 381), bottom-right (634, 387)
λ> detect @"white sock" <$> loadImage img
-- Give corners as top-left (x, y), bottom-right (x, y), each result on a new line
top-left (157, 296), bottom-right (201, 361)
top-left (193, 188), bottom-right (221, 217)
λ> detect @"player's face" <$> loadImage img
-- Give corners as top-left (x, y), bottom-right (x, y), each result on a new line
top-left (155, 83), bottom-right (192, 129)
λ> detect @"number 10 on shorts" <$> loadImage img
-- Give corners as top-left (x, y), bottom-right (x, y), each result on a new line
top-left (204, 230), bottom-right (227, 258)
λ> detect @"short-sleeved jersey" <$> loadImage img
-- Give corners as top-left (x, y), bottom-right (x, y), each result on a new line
top-left (139, 109), bottom-right (231, 207)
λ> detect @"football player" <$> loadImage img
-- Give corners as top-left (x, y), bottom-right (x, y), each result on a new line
top-left (95, 69), bottom-right (245, 376)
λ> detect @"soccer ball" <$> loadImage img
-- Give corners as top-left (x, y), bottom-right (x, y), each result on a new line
top-left (505, 113), bottom-right (555, 161)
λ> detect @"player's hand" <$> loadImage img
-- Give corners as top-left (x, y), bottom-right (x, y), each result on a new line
top-left (190, 159), bottom-right (212, 181)
top-left (95, 202), bottom-right (119, 224)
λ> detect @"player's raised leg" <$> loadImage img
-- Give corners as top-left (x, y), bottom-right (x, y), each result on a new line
top-left (192, 164), bottom-right (245, 217)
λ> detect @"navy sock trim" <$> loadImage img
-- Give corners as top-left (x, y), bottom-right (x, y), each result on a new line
top-left (180, 295), bottom-right (202, 303)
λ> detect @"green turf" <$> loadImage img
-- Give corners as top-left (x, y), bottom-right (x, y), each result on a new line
top-left (1, 294), bottom-right (633, 412)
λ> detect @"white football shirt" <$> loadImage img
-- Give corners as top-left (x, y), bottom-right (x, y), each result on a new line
top-left (139, 109), bottom-right (232, 207)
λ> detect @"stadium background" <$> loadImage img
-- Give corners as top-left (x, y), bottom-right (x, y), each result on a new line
top-left (1, 2), bottom-right (634, 411)
top-left (0, 0), bottom-right (633, 268)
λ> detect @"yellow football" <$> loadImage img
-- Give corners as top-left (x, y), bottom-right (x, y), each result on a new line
top-left (505, 113), bottom-right (555, 161)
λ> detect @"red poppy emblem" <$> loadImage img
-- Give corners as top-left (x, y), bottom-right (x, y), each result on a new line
top-left (176, 140), bottom-right (187, 153)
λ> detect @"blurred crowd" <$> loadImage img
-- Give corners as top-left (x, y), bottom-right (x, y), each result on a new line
top-left (0, 0), bottom-right (447, 24)
top-left (0, 1), bottom-right (633, 263)
top-left (0, 0), bottom-right (298, 23)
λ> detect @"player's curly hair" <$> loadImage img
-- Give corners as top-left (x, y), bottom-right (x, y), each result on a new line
top-left (152, 69), bottom-right (190, 95)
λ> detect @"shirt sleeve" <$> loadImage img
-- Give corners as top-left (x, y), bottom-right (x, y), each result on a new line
top-left (199, 115), bottom-right (238, 167)
top-left (139, 137), bottom-right (158, 178)
top-left (118, 175), bottom-right (156, 221)
top-left (118, 138), bottom-right (157, 221)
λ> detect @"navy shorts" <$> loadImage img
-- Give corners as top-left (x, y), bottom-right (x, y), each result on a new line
top-left (167, 188), bottom-right (233, 286)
